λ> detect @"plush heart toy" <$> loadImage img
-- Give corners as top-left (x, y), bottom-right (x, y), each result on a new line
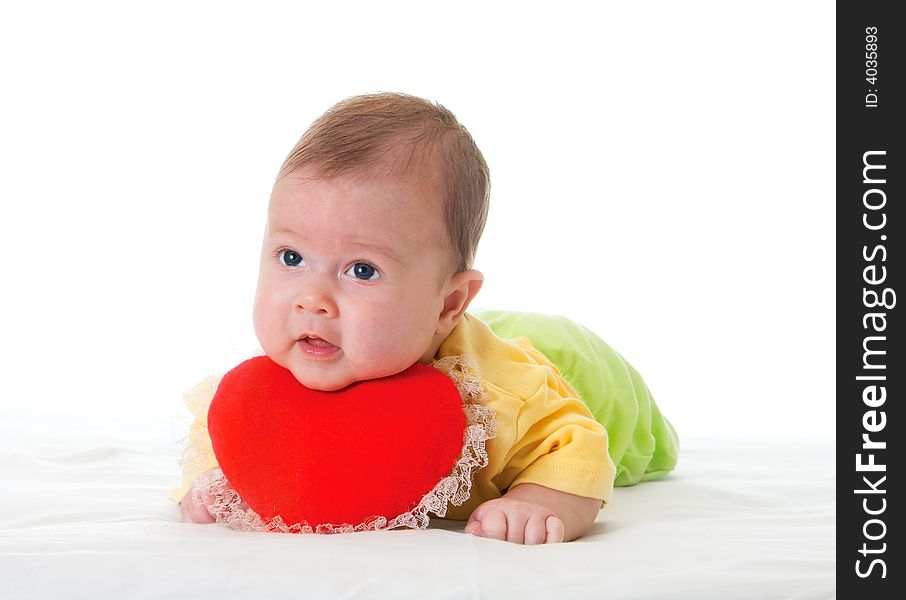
top-left (206, 356), bottom-right (470, 530)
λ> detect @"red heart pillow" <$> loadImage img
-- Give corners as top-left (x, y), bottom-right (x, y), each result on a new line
top-left (207, 356), bottom-right (467, 530)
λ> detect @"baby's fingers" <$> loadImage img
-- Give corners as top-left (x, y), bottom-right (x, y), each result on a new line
top-left (544, 515), bottom-right (565, 544)
top-left (179, 490), bottom-right (215, 524)
top-left (476, 506), bottom-right (508, 540)
top-left (523, 512), bottom-right (550, 545)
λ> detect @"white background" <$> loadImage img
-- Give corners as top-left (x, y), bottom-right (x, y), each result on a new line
top-left (0, 1), bottom-right (834, 439)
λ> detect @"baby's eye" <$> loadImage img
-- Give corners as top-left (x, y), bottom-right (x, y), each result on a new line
top-left (278, 249), bottom-right (304, 267)
top-left (346, 262), bottom-right (380, 281)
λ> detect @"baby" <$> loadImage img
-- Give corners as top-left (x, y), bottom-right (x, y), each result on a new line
top-left (177, 92), bottom-right (655, 544)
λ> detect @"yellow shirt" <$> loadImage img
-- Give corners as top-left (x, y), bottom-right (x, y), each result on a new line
top-left (172, 313), bottom-right (615, 519)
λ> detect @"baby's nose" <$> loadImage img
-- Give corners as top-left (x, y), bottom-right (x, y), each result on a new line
top-left (293, 284), bottom-right (338, 317)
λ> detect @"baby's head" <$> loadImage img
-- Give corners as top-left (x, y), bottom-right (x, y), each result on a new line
top-left (253, 92), bottom-right (490, 391)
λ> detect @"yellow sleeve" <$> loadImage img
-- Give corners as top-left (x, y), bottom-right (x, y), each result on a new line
top-left (498, 343), bottom-right (616, 508)
top-left (169, 374), bottom-right (223, 504)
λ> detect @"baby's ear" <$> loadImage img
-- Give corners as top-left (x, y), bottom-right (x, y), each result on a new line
top-left (436, 269), bottom-right (484, 336)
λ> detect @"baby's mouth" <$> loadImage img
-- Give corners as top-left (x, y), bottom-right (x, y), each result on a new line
top-left (297, 335), bottom-right (341, 357)
top-left (304, 336), bottom-right (337, 349)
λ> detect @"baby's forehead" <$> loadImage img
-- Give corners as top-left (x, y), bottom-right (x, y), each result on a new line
top-left (272, 168), bottom-right (443, 233)
top-left (280, 161), bottom-right (443, 207)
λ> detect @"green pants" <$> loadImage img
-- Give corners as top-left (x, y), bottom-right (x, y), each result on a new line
top-left (474, 310), bottom-right (679, 487)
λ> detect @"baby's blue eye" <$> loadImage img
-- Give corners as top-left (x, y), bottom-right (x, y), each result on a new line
top-left (279, 250), bottom-right (304, 267)
top-left (346, 262), bottom-right (380, 281)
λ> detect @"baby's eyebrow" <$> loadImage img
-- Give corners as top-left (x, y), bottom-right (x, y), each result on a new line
top-left (346, 240), bottom-right (403, 264)
top-left (269, 227), bottom-right (402, 264)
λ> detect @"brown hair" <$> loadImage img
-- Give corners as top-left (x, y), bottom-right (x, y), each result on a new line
top-left (276, 92), bottom-right (490, 276)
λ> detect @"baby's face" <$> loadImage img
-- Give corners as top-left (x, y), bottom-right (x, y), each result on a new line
top-left (253, 166), bottom-right (454, 391)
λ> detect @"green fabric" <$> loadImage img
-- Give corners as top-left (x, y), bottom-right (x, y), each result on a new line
top-left (473, 310), bottom-right (679, 487)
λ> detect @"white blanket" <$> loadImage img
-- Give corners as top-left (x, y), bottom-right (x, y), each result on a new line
top-left (0, 412), bottom-right (834, 599)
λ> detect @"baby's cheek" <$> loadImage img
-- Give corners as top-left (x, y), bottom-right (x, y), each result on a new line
top-left (348, 295), bottom-right (435, 366)
top-left (355, 322), bottom-right (421, 372)
top-left (252, 295), bottom-right (287, 354)
top-left (356, 328), bottom-right (406, 361)
top-left (251, 305), bottom-right (274, 346)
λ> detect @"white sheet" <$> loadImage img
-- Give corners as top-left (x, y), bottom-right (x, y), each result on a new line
top-left (0, 411), bottom-right (834, 599)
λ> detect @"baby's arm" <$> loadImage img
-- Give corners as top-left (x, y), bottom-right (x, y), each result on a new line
top-left (179, 481), bottom-right (218, 524)
top-left (179, 467), bottom-right (247, 525)
top-left (464, 483), bottom-right (601, 544)
top-left (177, 375), bottom-right (228, 524)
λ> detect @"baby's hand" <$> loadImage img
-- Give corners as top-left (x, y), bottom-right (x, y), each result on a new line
top-left (179, 485), bottom-right (217, 524)
top-left (464, 496), bottom-right (565, 544)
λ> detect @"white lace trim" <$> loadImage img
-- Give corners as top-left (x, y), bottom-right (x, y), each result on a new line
top-left (188, 354), bottom-right (496, 533)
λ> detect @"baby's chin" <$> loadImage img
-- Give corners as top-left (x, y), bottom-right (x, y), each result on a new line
top-left (256, 347), bottom-right (359, 391)
top-left (282, 367), bottom-right (357, 392)
top-left (293, 375), bottom-right (355, 392)
top-left (262, 347), bottom-right (425, 392)
top-left (282, 360), bottom-right (381, 392)
top-left (286, 363), bottom-right (417, 392)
